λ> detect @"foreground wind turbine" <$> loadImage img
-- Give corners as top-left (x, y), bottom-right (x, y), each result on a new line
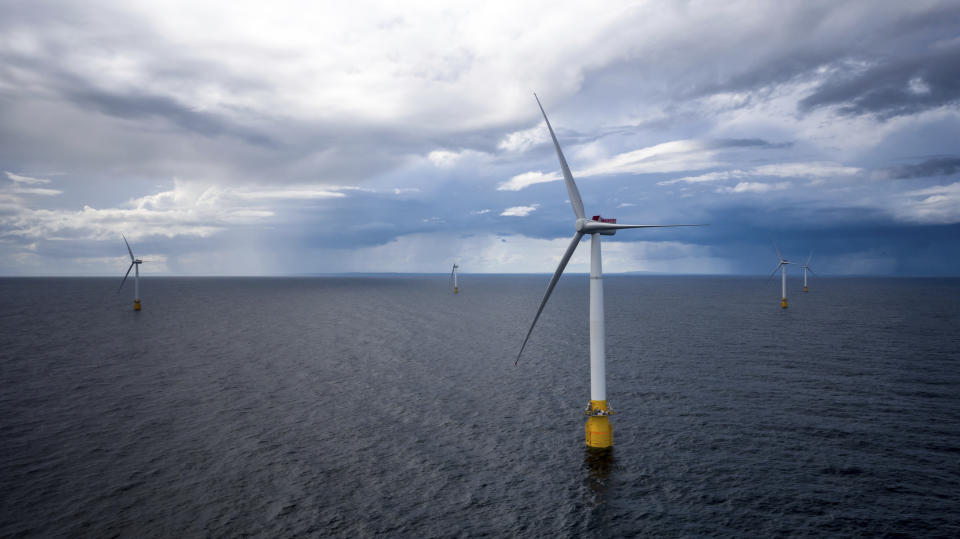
top-left (450, 263), bottom-right (460, 294)
top-left (118, 234), bottom-right (143, 311)
top-left (768, 242), bottom-right (792, 309)
top-left (800, 251), bottom-right (815, 292)
top-left (515, 94), bottom-right (701, 449)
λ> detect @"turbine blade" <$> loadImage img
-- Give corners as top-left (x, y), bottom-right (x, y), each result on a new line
top-left (122, 233), bottom-right (135, 262)
top-left (118, 262), bottom-right (134, 292)
top-left (614, 223), bottom-right (706, 228)
top-left (768, 263), bottom-right (782, 281)
top-left (772, 240), bottom-right (782, 262)
top-left (534, 94), bottom-right (586, 220)
top-left (516, 231), bottom-right (584, 365)
top-left (806, 250), bottom-right (814, 266)
top-left (807, 266), bottom-right (816, 276)
top-left (584, 222), bottom-right (706, 233)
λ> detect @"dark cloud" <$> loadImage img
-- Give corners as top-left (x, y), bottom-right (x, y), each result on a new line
top-left (799, 46), bottom-right (960, 118)
top-left (69, 88), bottom-right (277, 147)
top-left (616, 3), bottom-right (960, 122)
top-left (878, 156), bottom-right (960, 179)
top-left (2, 1), bottom-right (960, 275)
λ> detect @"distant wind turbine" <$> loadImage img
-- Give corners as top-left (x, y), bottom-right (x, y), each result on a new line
top-left (450, 263), bottom-right (460, 294)
top-left (118, 234), bottom-right (143, 311)
top-left (768, 242), bottom-right (792, 308)
top-left (515, 94), bottom-right (702, 449)
top-left (801, 251), bottom-right (815, 292)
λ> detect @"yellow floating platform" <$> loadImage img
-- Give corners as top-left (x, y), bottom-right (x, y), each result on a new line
top-left (585, 400), bottom-right (613, 448)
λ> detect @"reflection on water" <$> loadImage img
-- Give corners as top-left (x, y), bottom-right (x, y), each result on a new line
top-left (583, 447), bottom-right (615, 503)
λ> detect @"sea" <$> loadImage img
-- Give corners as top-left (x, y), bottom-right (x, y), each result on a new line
top-left (1, 275), bottom-right (958, 537)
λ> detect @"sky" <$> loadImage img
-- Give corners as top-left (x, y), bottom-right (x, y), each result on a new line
top-left (1, 0), bottom-right (959, 276)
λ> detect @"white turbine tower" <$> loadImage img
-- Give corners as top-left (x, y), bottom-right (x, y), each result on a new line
top-left (515, 94), bottom-right (701, 449)
top-left (769, 242), bottom-right (792, 309)
top-left (450, 263), bottom-right (460, 294)
top-left (118, 234), bottom-right (143, 311)
top-left (801, 251), bottom-right (815, 292)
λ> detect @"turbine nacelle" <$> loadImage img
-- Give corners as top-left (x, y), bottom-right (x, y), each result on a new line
top-left (574, 215), bottom-right (617, 236)
top-left (576, 217), bottom-right (617, 236)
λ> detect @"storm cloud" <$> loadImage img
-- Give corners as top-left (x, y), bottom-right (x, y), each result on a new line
top-left (0, 0), bottom-right (958, 276)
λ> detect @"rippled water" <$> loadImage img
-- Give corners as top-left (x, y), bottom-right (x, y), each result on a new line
top-left (1, 276), bottom-right (959, 537)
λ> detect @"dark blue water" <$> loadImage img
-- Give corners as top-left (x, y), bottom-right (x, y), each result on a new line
top-left (1, 276), bottom-right (959, 537)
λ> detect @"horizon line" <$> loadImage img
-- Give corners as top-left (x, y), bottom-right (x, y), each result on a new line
top-left (1, 272), bottom-right (958, 278)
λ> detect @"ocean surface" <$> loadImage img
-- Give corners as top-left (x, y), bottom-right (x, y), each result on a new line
top-left (1, 275), bottom-right (959, 537)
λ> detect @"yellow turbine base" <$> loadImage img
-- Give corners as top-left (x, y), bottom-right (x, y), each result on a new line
top-left (586, 416), bottom-right (613, 448)
top-left (803, 286), bottom-right (808, 292)
top-left (781, 298), bottom-right (788, 309)
top-left (134, 299), bottom-right (141, 311)
top-left (586, 400), bottom-right (613, 448)
top-left (454, 287), bottom-right (459, 294)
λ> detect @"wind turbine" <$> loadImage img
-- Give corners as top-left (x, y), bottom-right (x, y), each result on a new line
top-left (515, 94), bottom-right (701, 449)
top-left (768, 242), bottom-right (792, 308)
top-left (118, 234), bottom-right (143, 311)
top-left (450, 263), bottom-right (460, 294)
top-left (800, 251), bottom-right (815, 292)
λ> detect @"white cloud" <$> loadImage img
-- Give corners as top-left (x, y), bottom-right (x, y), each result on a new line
top-left (498, 171), bottom-right (561, 191)
top-left (908, 77), bottom-right (931, 95)
top-left (232, 186), bottom-right (347, 200)
top-left (501, 204), bottom-right (540, 216)
top-left (427, 150), bottom-right (463, 167)
top-left (752, 162), bottom-right (862, 178)
top-left (2, 179), bottom-right (269, 241)
top-left (659, 170), bottom-right (748, 186)
top-left (718, 181), bottom-right (791, 194)
top-left (660, 162), bottom-right (861, 187)
top-left (577, 139), bottom-right (721, 177)
top-left (2, 171), bottom-right (62, 197)
top-left (497, 123), bottom-right (548, 152)
top-left (425, 148), bottom-right (492, 169)
top-left (9, 186), bottom-right (63, 196)
top-left (5, 171), bottom-right (51, 184)
top-left (0, 174), bottom-right (428, 248)
top-left (892, 182), bottom-right (960, 224)
top-left (504, 139), bottom-right (724, 191)
top-left (39, 1), bottom-right (655, 130)
top-left (470, 208), bottom-right (491, 215)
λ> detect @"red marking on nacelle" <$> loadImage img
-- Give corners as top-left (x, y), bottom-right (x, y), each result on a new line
top-left (591, 215), bottom-right (617, 223)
